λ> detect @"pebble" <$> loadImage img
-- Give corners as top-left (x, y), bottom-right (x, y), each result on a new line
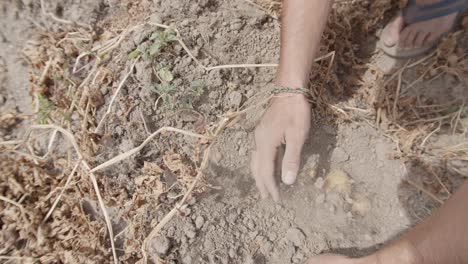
top-left (100, 86), bottom-right (109, 95)
top-left (195, 216), bottom-right (205, 229)
top-left (184, 221), bottom-right (197, 239)
top-left (315, 193), bottom-right (325, 204)
top-left (246, 89), bottom-right (254, 98)
top-left (229, 91), bottom-right (242, 108)
top-left (209, 90), bottom-right (219, 100)
top-left (285, 227), bottom-right (305, 247)
top-left (260, 241), bottom-right (273, 255)
top-left (247, 219), bottom-right (255, 230)
top-left (181, 207), bottom-right (192, 216)
top-left (227, 211), bottom-right (239, 224)
top-left (314, 177), bottom-right (325, 189)
top-left (332, 147), bottom-right (350, 163)
top-left (151, 236), bottom-right (171, 256)
top-left (182, 256), bottom-right (193, 264)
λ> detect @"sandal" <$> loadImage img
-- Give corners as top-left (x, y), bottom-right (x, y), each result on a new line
top-left (379, 0), bottom-right (468, 58)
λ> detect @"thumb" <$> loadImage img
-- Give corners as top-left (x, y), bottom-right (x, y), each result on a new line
top-left (281, 128), bottom-right (307, 185)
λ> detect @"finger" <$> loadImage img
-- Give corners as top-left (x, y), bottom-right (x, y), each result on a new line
top-left (307, 255), bottom-right (351, 264)
top-left (258, 145), bottom-right (279, 201)
top-left (251, 150), bottom-right (268, 199)
top-left (281, 127), bottom-right (307, 185)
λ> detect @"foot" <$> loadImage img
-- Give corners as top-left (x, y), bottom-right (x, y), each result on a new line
top-left (382, 0), bottom-right (458, 49)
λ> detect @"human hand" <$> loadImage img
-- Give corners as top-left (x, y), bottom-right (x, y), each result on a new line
top-left (250, 93), bottom-right (311, 201)
top-left (307, 254), bottom-right (377, 264)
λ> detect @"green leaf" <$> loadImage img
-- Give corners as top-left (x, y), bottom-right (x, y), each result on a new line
top-left (167, 32), bottom-right (178, 42)
top-left (191, 80), bottom-right (205, 88)
top-left (149, 43), bottom-right (161, 56)
top-left (150, 31), bottom-right (161, 40)
top-left (158, 67), bottom-right (174, 82)
top-left (128, 49), bottom-right (141, 59)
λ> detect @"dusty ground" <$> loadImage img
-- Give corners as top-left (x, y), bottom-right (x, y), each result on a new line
top-left (0, 0), bottom-right (467, 263)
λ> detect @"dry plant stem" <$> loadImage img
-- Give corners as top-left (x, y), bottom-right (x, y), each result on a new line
top-left (407, 50), bottom-right (437, 68)
top-left (420, 121), bottom-right (441, 147)
top-left (243, 0), bottom-right (273, 14)
top-left (0, 195), bottom-right (30, 223)
top-left (38, 58), bottom-right (52, 85)
top-left (43, 159), bottom-right (81, 223)
top-left (29, 124), bottom-right (119, 264)
top-left (94, 57), bottom-right (140, 133)
top-left (139, 108), bottom-right (151, 135)
top-left (40, 0), bottom-right (90, 29)
top-left (451, 100), bottom-right (465, 134)
top-left (141, 145), bottom-right (213, 263)
top-left (141, 117), bottom-right (232, 263)
top-left (428, 166), bottom-right (451, 196)
top-left (406, 179), bottom-right (444, 205)
top-left (90, 127), bottom-right (211, 173)
top-left (393, 70), bottom-right (403, 120)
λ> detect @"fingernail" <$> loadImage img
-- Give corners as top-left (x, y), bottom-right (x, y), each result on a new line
top-left (282, 171), bottom-right (296, 185)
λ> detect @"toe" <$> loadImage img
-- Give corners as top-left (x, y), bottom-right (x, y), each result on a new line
top-left (401, 27), bottom-right (416, 48)
top-left (424, 33), bottom-right (439, 47)
top-left (414, 31), bottom-right (429, 48)
top-left (382, 15), bottom-right (404, 47)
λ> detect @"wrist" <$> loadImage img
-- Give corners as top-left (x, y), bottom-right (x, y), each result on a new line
top-left (275, 73), bottom-right (308, 89)
top-left (373, 239), bottom-right (422, 264)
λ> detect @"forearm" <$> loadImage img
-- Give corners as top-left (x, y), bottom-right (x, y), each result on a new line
top-left (276, 0), bottom-right (333, 88)
top-left (375, 181), bottom-right (468, 264)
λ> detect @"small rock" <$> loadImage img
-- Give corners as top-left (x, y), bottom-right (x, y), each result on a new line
top-left (364, 233), bottom-right (373, 241)
top-left (246, 89), bottom-right (254, 98)
top-left (195, 216), bottom-right (205, 229)
top-left (229, 91), bottom-right (242, 108)
top-left (228, 247), bottom-right (237, 258)
top-left (230, 19), bottom-right (244, 31)
top-left (182, 207), bottom-right (192, 216)
top-left (314, 177), bottom-right (324, 189)
top-left (260, 241), bottom-right (273, 255)
top-left (227, 211), bottom-right (239, 224)
top-left (0, 91), bottom-right (6, 103)
top-left (210, 148), bottom-right (222, 164)
top-left (268, 232), bottom-right (277, 241)
top-left (247, 219), bottom-right (255, 230)
top-left (308, 166), bottom-right (317, 178)
top-left (100, 86), bottom-right (109, 95)
top-left (332, 147), bottom-right (349, 163)
top-left (151, 236), bottom-right (171, 256)
top-left (167, 226), bottom-right (175, 237)
top-left (188, 197), bottom-right (197, 205)
top-left (182, 255), bottom-right (193, 264)
top-left (285, 228), bottom-right (305, 247)
top-left (352, 196), bottom-right (371, 216)
top-left (329, 205), bottom-right (336, 213)
top-left (325, 169), bottom-right (352, 194)
top-left (315, 193), bottom-right (325, 204)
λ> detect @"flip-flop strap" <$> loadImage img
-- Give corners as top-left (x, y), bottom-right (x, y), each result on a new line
top-left (403, 0), bottom-right (468, 24)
